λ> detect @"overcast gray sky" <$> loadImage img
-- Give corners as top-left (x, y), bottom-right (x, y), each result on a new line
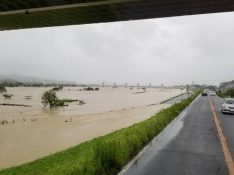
top-left (0, 12), bottom-right (234, 86)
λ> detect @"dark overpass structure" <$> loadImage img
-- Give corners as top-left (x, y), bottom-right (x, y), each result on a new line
top-left (0, 0), bottom-right (234, 30)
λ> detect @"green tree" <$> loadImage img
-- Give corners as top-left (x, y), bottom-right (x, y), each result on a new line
top-left (225, 88), bottom-right (234, 97)
top-left (41, 90), bottom-right (58, 107)
top-left (41, 89), bottom-right (81, 108)
top-left (0, 85), bottom-right (6, 93)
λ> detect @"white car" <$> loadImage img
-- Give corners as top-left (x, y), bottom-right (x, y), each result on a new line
top-left (221, 98), bottom-right (234, 114)
top-left (209, 91), bottom-right (216, 96)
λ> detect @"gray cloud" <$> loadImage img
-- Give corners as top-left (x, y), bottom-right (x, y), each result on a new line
top-left (0, 12), bottom-right (234, 86)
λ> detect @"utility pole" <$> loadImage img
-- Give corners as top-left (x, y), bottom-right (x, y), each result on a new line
top-left (180, 87), bottom-right (183, 101)
top-left (186, 85), bottom-right (190, 98)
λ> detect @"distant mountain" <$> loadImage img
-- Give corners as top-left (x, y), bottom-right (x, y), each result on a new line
top-left (0, 74), bottom-right (75, 85)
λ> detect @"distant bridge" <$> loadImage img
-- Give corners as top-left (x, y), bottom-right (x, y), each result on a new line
top-left (0, 0), bottom-right (234, 30)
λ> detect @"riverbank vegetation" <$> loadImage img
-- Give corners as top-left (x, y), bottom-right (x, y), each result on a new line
top-left (217, 89), bottom-right (234, 98)
top-left (0, 91), bottom-right (200, 175)
top-left (0, 81), bottom-right (76, 87)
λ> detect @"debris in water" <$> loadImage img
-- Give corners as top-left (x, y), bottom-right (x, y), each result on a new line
top-left (3, 94), bottom-right (13, 99)
top-left (0, 103), bottom-right (31, 107)
top-left (31, 119), bottom-right (37, 122)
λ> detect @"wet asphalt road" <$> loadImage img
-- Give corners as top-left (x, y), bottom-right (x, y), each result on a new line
top-left (123, 95), bottom-right (233, 175)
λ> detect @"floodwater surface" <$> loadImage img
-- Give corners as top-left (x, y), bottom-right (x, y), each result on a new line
top-left (0, 87), bottom-right (184, 169)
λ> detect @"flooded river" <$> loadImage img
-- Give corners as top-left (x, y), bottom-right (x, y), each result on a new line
top-left (0, 87), bottom-right (184, 169)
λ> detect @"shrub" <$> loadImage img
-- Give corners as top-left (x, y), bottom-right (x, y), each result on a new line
top-left (52, 86), bottom-right (63, 91)
top-left (83, 87), bottom-right (99, 91)
top-left (3, 94), bottom-right (13, 99)
top-left (0, 85), bottom-right (6, 93)
top-left (84, 87), bottom-right (94, 91)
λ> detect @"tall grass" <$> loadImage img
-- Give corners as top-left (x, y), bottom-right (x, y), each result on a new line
top-left (0, 92), bottom-right (200, 175)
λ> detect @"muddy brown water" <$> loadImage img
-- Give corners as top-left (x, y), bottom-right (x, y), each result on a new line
top-left (0, 87), bottom-right (183, 169)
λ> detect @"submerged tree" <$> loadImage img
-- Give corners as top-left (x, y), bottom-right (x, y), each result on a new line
top-left (41, 90), bottom-right (58, 107)
top-left (3, 94), bottom-right (13, 99)
top-left (0, 85), bottom-right (7, 93)
top-left (52, 86), bottom-right (63, 91)
top-left (42, 89), bottom-right (85, 108)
